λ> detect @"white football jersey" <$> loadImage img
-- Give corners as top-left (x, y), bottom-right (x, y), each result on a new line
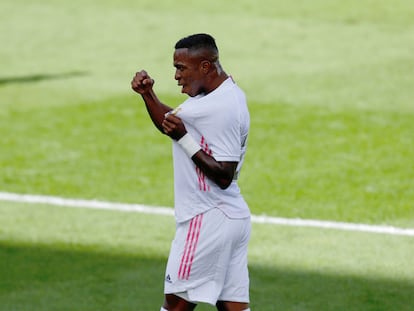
top-left (172, 77), bottom-right (250, 223)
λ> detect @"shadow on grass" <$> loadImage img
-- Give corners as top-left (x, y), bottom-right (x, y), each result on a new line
top-left (0, 72), bottom-right (88, 86)
top-left (0, 242), bottom-right (413, 311)
top-left (249, 264), bottom-right (414, 311)
top-left (0, 241), bottom-right (165, 311)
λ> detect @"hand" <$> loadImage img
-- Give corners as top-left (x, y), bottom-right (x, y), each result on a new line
top-left (131, 70), bottom-right (154, 94)
top-left (162, 114), bottom-right (187, 140)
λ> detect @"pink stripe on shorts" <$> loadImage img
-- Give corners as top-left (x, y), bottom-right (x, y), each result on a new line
top-left (178, 213), bottom-right (203, 280)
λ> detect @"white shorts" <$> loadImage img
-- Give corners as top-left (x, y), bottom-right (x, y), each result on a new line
top-left (164, 208), bottom-right (251, 306)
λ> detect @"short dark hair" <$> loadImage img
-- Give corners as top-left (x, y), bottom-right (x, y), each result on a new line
top-left (175, 33), bottom-right (219, 55)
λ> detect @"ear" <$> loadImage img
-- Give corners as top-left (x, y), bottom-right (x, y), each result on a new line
top-left (200, 60), bottom-right (211, 74)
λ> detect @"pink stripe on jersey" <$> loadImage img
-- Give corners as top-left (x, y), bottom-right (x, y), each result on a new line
top-left (178, 214), bottom-right (203, 280)
top-left (196, 167), bottom-right (203, 191)
top-left (196, 136), bottom-right (212, 192)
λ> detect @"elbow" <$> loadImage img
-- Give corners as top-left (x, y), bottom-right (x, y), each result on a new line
top-left (217, 178), bottom-right (233, 190)
top-left (215, 163), bottom-right (237, 189)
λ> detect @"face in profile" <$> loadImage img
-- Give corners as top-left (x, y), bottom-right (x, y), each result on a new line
top-left (173, 48), bottom-right (206, 97)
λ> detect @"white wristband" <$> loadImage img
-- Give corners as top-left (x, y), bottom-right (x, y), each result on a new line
top-left (177, 133), bottom-right (201, 158)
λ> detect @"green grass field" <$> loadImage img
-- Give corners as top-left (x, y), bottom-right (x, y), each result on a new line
top-left (1, 0), bottom-right (414, 310)
top-left (1, 202), bottom-right (413, 310)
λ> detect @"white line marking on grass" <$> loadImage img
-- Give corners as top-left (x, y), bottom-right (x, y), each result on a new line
top-left (0, 192), bottom-right (174, 216)
top-left (251, 215), bottom-right (414, 236)
top-left (1, 191), bottom-right (413, 237)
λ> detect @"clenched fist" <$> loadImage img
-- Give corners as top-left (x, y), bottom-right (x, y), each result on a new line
top-left (131, 70), bottom-right (154, 94)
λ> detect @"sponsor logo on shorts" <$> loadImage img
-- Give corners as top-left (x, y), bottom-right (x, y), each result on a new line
top-left (165, 274), bottom-right (172, 283)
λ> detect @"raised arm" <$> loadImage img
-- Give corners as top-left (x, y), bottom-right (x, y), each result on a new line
top-left (131, 70), bottom-right (172, 133)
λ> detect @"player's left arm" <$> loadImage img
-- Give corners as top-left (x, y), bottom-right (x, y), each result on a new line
top-left (192, 155), bottom-right (237, 190)
top-left (162, 114), bottom-right (237, 189)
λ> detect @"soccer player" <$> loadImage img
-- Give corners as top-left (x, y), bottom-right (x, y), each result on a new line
top-left (131, 33), bottom-right (251, 311)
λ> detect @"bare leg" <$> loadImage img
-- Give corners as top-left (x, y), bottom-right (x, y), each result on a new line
top-left (216, 300), bottom-right (249, 311)
top-left (163, 293), bottom-right (197, 311)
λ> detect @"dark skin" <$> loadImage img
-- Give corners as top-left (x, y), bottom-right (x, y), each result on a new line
top-left (131, 48), bottom-right (249, 311)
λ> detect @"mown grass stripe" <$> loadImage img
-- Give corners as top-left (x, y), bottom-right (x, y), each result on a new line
top-left (1, 191), bottom-right (413, 237)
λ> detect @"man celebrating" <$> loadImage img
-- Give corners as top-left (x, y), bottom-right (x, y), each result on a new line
top-left (131, 33), bottom-right (251, 311)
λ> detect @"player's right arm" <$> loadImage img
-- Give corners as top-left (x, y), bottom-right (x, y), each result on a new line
top-left (131, 70), bottom-right (172, 133)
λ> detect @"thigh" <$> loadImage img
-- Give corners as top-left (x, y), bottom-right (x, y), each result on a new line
top-left (218, 217), bottom-right (251, 303)
top-left (164, 293), bottom-right (197, 311)
top-left (216, 301), bottom-right (249, 311)
top-left (164, 209), bottom-right (235, 304)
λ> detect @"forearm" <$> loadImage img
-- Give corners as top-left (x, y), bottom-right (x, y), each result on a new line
top-left (162, 114), bottom-right (237, 189)
top-left (141, 90), bottom-right (172, 133)
top-left (131, 70), bottom-right (172, 132)
top-left (192, 151), bottom-right (237, 190)
top-left (176, 134), bottom-right (236, 189)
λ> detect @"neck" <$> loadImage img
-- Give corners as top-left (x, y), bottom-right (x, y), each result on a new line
top-left (204, 64), bottom-right (228, 94)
